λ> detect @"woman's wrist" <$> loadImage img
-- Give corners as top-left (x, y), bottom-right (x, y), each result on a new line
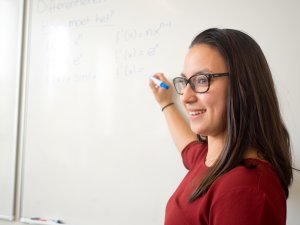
top-left (161, 102), bottom-right (174, 112)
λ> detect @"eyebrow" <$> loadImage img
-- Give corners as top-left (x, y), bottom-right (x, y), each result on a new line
top-left (180, 69), bottom-right (211, 78)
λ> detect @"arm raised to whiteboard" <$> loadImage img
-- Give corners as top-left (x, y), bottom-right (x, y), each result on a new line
top-left (149, 73), bottom-right (197, 153)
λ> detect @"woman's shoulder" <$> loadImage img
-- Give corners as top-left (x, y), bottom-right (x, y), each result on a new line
top-left (181, 141), bottom-right (208, 170)
top-left (210, 158), bottom-right (285, 201)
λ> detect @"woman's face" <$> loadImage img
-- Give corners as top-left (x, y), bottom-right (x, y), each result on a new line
top-left (181, 44), bottom-right (229, 139)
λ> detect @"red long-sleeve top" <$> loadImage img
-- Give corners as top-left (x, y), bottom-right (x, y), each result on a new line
top-left (165, 141), bottom-right (286, 225)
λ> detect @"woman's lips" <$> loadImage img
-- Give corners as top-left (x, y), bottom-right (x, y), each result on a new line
top-left (188, 109), bottom-right (207, 119)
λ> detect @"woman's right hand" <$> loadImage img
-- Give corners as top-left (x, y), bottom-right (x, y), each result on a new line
top-left (149, 73), bottom-right (174, 108)
top-left (149, 73), bottom-right (198, 152)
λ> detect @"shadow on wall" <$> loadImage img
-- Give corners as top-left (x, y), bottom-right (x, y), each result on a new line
top-left (287, 171), bottom-right (300, 225)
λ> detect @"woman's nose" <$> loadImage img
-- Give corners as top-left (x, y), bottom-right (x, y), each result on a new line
top-left (181, 84), bottom-right (197, 104)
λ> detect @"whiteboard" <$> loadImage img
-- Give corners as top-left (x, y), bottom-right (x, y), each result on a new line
top-left (21, 1), bottom-right (300, 225)
top-left (0, 0), bottom-right (22, 220)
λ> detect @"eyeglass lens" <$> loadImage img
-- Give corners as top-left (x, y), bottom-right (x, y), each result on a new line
top-left (174, 75), bottom-right (209, 94)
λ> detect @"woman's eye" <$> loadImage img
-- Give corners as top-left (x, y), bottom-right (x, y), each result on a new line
top-left (197, 78), bottom-right (208, 85)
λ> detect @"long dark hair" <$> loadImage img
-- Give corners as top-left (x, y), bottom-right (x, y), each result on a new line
top-left (189, 28), bottom-right (293, 201)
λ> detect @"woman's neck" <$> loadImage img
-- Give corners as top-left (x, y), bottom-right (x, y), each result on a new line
top-left (206, 136), bottom-right (226, 167)
top-left (206, 136), bottom-right (265, 167)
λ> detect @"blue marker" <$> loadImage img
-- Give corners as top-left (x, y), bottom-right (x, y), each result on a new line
top-left (150, 76), bottom-right (169, 89)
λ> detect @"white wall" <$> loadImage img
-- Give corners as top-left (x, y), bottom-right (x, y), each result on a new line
top-left (0, 0), bottom-right (22, 220)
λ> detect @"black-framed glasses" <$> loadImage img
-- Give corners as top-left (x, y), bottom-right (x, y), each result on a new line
top-left (173, 73), bottom-right (229, 95)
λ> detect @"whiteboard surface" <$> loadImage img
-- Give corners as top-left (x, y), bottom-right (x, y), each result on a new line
top-left (21, 1), bottom-right (300, 225)
top-left (0, 0), bottom-right (22, 220)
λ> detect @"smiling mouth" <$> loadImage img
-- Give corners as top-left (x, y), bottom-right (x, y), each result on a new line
top-left (189, 109), bottom-right (207, 116)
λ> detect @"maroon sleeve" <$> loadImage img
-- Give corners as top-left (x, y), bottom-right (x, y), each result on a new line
top-left (210, 187), bottom-right (286, 225)
top-left (181, 141), bottom-right (207, 170)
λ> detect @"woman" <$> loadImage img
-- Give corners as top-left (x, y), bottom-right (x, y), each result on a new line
top-left (149, 28), bottom-right (293, 225)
